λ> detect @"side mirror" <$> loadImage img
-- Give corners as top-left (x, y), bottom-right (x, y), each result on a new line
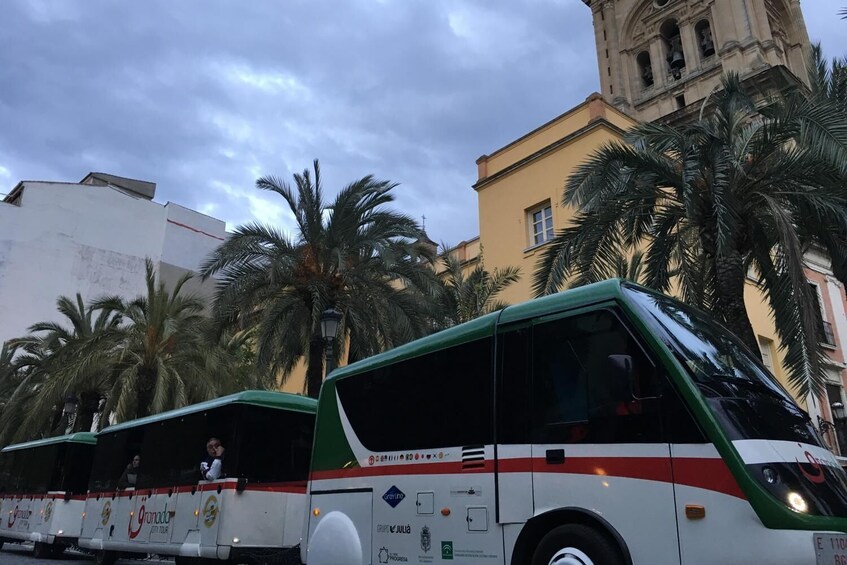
top-left (608, 354), bottom-right (634, 382)
top-left (236, 477), bottom-right (248, 494)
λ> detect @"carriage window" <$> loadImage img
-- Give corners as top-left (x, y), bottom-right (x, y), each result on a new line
top-left (0, 452), bottom-right (12, 493)
top-left (337, 337), bottom-right (493, 452)
top-left (235, 406), bottom-right (314, 483)
top-left (89, 428), bottom-right (144, 492)
top-left (60, 443), bottom-right (96, 494)
top-left (137, 407), bottom-right (237, 489)
top-left (532, 309), bottom-right (661, 444)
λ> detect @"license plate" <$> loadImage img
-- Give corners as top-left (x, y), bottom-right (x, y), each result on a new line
top-left (814, 532), bottom-right (847, 564)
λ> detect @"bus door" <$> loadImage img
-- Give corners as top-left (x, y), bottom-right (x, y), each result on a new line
top-left (169, 485), bottom-right (200, 545)
top-left (528, 309), bottom-right (680, 564)
top-left (496, 323), bottom-right (534, 530)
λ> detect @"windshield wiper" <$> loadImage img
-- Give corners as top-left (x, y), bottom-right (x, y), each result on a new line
top-left (701, 373), bottom-right (791, 404)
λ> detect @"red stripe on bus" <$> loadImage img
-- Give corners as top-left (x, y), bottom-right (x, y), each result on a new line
top-left (311, 457), bottom-right (746, 500)
top-left (672, 458), bottom-right (746, 500)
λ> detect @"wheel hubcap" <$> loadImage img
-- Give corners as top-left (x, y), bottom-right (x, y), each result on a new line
top-left (548, 546), bottom-right (594, 565)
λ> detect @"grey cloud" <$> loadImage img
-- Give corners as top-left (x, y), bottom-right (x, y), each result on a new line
top-left (1, 0), bottom-right (844, 245)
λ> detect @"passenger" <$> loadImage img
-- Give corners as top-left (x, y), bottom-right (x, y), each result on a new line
top-left (200, 438), bottom-right (225, 481)
top-left (117, 454), bottom-right (141, 489)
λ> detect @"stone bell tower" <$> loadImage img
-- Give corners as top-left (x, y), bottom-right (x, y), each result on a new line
top-left (583, 0), bottom-right (813, 123)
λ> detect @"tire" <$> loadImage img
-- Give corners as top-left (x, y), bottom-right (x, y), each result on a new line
top-left (33, 542), bottom-right (54, 559)
top-left (51, 545), bottom-right (67, 557)
top-left (532, 524), bottom-right (622, 565)
top-left (94, 549), bottom-right (118, 565)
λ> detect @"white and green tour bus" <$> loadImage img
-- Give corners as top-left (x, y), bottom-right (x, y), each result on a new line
top-left (78, 391), bottom-right (316, 564)
top-left (0, 432), bottom-right (96, 558)
top-left (304, 280), bottom-right (847, 565)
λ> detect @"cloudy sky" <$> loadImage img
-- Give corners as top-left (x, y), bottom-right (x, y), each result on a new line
top-left (1, 0), bottom-right (844, 245)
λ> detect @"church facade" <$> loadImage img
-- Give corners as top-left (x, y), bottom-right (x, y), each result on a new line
top-left (585, 0), bottom-right (812, 122)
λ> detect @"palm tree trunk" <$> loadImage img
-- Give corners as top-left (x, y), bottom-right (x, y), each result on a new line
top-left (306, 334), bottom-right (325, 399)
top-left (136, 368), bottom-right (156, 418)
top-left (73, 391), bottom-right (100, 433)
top-left (714, 251), bottom-right (762, 358)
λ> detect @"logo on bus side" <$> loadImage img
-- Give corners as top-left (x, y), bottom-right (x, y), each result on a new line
top-left (7, 506), bottom-right (31, 528)
top-left (203, 495), bottom-right (219, 528)
top-left (129, 501), bottom-right (172, 539)
top-left (441, 541), bottom-right (453, 560)
top-left (382, 486), bottom-right (405, 508)
top-left (43, 501), bottom-right (54, 522)
top-left (101, 501), bottom-right (112, 526)
top-left (421, 526), bottom-right (431, 553)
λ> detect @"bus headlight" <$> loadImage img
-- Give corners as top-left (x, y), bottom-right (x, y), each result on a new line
top-left (787, 492), bottom-right (808, 513)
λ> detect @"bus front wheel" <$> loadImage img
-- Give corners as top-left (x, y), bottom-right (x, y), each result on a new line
top-left (532, 524), bottom-right (621, 565)
top-left (33, 542), bottom-right (54, 559)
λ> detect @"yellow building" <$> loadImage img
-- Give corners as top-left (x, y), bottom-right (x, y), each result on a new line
top-left (452, 0), bottom-right (847, 453)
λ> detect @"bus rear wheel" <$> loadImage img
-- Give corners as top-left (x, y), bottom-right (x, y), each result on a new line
top-left (94, 549), bottom-right (117, 565)
top-left (532, 524), bottom-right (621, 565)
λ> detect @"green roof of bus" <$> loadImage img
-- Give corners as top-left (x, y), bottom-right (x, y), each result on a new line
top-left (1, 432), bottom-right (97, 453)
top-left (100, 390), bottom-right (317, 435)
top-left (328, 279), bottom-right (626, 382)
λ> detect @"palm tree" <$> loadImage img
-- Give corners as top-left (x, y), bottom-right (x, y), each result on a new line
top-left (533, 73), bottom-right (847, 398)
top-left (0, 343), bottom-right (19, 415)
top-left (0, 295), bottom-right (123, 442)
top-left (201, 160), bottom-right (443, 398)
top-left (439, 247), bottom-right (520, 327)
top-left (86, 259), bottom-right (218, 422)
top-left (810, 43), bottom-right (847, 114)
top-left (0, 336), bottom-right (60, 445)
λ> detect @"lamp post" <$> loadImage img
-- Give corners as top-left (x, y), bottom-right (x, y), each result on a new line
top-left (819, 401), bottom-right (846, 453)
top-left (62, 394), bottom-right (78, 434)
top-left (320, 307), bottom-right (342, 377)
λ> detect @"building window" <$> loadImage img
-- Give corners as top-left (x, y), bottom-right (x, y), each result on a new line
top-left (528, 203), bottom-right (554, 246)
top-left (758, 336), bottom-right (775, 375)
top-left (809, 282), bottom-right (836, 347)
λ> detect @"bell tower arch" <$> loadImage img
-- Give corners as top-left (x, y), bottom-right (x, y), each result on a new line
top-left (583, 0), bottom-right (813, 123)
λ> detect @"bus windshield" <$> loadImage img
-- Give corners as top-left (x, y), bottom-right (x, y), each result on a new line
top-left (623, 284), bottom-right (818, 445)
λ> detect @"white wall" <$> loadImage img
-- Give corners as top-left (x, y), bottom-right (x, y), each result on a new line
top-left (0, 182), bottom-right (226, 347)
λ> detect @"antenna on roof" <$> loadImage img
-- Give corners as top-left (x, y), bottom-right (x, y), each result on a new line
top-left (421, 214), bottom-right (427, 231)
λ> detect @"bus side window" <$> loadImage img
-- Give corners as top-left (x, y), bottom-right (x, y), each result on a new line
top-left (532, 310), bottom-right (662, 445)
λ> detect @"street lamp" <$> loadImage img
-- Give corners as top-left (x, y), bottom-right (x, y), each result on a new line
top-left (320, 307), bottom-right (342, 377)
top-left (62, 394), bottom-right (78, 434)
top-left (63, 394), bottom-right (78, 418)
top-left (819, 402), bottom-right (845, 443)
top-left (833, 402), bottom-right (846, 421)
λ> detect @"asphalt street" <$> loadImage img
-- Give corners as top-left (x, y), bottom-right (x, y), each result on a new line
top-left (0, 542), bottom-right (170, 564)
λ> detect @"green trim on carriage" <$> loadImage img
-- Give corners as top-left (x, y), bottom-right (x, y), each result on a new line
top-left (327, 312), bottom-right (500, 383)
top-left (1, 432), bottom-right (97, 452)
top-left (100, 390), bottom-right (317, 435)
